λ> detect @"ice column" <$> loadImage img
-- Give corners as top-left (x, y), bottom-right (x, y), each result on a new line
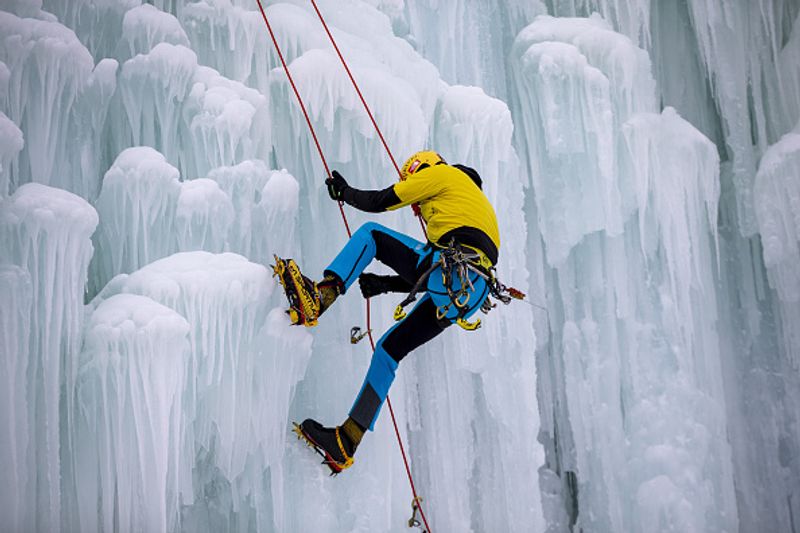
top-left (511, 15), bottom-right (655, 265)
top-left (511, 16), bottom-right (736, 532)
top-left (0, 183), bottom-right (98, 532)
top-left (623, 107), bottom-right (721, 356)
top-left (755, 123), bottom-right (800, 364)
top-left (75, 294), bottom-right (189, 533)
top-left (621, 109), bottom-right (734, 533)
top-left (94, 251), bottom-right (312, 531)
top-left (91, 147), bottom-right (181, 295)
top-left (0, 12), bottom-right (117, 200)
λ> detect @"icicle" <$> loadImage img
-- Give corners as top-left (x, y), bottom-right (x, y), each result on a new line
top-left (0, 265), bottom-right (33, 532)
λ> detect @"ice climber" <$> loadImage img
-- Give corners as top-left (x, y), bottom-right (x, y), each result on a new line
top-left (274, 150), bottom-right (501, 474)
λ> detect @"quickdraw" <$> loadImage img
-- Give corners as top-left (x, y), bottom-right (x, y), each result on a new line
top-left (393, 241), bottom-right (526, 331)
top-left (350, 326), bottom-right (371, 344)
top-left (408, 497), bottom-right (427, 531)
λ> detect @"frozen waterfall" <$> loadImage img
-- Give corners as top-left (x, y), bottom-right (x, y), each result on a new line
top-left (1, 1), bottom-right (799, 532)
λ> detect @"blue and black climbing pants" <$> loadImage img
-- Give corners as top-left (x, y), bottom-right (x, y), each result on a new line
top-left (325, 222), bottom-right (490, 430)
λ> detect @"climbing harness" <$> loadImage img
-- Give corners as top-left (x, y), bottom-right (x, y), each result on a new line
top-left (393, 241), bottom-right (526, 331)
top-left (255, 1), bottom-right (432, 530)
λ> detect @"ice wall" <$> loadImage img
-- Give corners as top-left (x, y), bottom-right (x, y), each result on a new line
top-left (2, 0), bottom-right (800, 532)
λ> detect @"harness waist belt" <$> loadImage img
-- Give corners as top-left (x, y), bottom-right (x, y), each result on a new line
top-left (436, 226), bottom-right (498, 265)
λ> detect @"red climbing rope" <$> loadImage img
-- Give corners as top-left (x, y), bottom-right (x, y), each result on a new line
top-left (254, 2), bottom-right (432, 531)
top-left (310, 0), bottom-right (429, 235)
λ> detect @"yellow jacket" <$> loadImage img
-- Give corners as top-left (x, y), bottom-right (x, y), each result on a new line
top-left (340, 163), bottom-right (500, 263)
top-left (389, 164), bottom-right (500, 262)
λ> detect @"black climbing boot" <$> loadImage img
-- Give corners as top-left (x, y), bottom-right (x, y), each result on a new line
top-left (293, 418), bottom-right (361, 475)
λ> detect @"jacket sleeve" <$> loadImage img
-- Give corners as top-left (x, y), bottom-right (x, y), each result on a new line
top-left (385, 166), bottom-right (447, 210)
top-left (341, 185), bottom-right (401, 213)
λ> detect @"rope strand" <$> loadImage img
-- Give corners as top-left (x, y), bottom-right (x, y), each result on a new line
top-left (255, 2), bottom-right (432, 531)
top-left (310, 0), bottom-right (428, 237)
top-left (254, 0), bottom-right (352, 237)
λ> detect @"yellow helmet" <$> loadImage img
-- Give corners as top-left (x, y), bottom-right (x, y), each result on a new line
top-left (400, 150), bottom-right (446, 180)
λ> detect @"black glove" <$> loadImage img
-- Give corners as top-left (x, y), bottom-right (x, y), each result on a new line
top-left (326, 170), bottom-right (349, 201)
top-left (358, 272), bottom-right (413, 298)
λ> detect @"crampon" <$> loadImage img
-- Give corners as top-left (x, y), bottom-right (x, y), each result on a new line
top-left (292, 421), bottom-right (354, 476)
top-left (272, 255), bottom-right (321, 326)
